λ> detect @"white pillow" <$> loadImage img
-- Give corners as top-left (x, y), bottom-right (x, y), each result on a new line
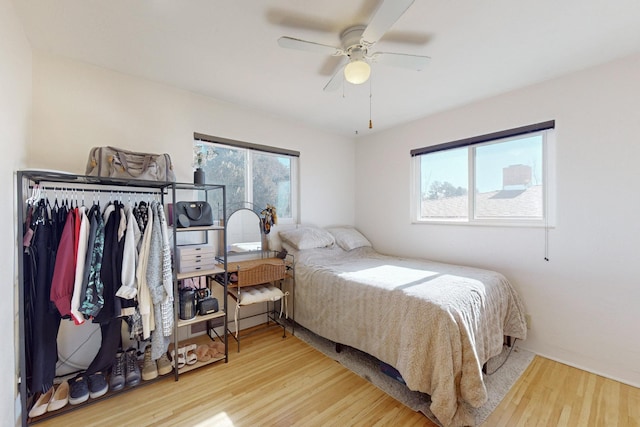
top-left (280, 241), bottom-right (298, 255)
top-left (326, 226), bottom-right (371, 251)
top-left (278, 226), bottom-right (335, 250)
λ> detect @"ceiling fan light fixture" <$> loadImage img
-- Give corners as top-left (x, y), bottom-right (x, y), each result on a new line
top-left (344, 59), bottom-right (371, 85)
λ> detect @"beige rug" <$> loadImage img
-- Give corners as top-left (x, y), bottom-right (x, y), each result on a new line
top-left (294, 326), bottom-right (534, 426)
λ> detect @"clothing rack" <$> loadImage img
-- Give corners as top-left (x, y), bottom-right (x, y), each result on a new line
top-left (23, 171), bottom-right (171, 187)
top-left (26, 184), bottom-right (164, 208)
top-left (29, 184), bottom-right (164, 194)
top-left (16, 170), bottom-right (229, 426)
top-left (16, 170), bottom-right (174, 426)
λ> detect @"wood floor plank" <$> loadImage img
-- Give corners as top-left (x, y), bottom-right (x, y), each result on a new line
top-left (32, 327), bottom-right (640, 427)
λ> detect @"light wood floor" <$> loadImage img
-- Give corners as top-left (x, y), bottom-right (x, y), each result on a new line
top-left (33, 327), bottom-right (640, 427)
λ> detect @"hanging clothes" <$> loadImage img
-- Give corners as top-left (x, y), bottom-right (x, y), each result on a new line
top-left (116, 203), bottom-right (141, 301)
top-left (24, 198), bottom-right (61, 394)
top-left (22, 183), bottom-right (182, 393)
top-left (86, 201), bottom-right (126, 376)
top-left (136, 202), bottom-right (154, 340)
top-left (22, 203), bottom-right (35, 392)
top-left (94, 202), bottom-right (124, 324)
top-left (78, 203), bottom-right (106, 319)
top-left (156, 202), bottom-right (174, 338)
top-left (51, 197), bottom-right (68, 246)
top-left (70, 205), bottom-right (90, 325)
top-left (134, 200), bottom-right (150, 234)
top-left (148, 201), bottom-right (172, 360)
top-left (50, 206), bottom-right (78, 317)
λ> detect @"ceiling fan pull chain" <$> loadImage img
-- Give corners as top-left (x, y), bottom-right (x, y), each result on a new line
top-left (369, 76), bottom-right (373, 129)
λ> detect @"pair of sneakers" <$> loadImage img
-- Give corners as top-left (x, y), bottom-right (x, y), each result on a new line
top-left (68, 371), bottom-right (108, 405)
top-left (141, 345), bottom-right (173, 381)
top-left (109, 348), bottom-right (141, 391)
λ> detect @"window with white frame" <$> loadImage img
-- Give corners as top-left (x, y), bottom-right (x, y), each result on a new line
top-left (411, 121), bottom-right (555, 225)
top-left (193, 133), bottom-right (299, 223)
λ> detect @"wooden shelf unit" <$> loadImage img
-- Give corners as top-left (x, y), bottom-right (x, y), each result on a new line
top-left (170, 181), bottom-right (228, 381)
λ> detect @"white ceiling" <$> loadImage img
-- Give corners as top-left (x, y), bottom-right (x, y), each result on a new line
top-left (12, 0), bottom-right (640, 137)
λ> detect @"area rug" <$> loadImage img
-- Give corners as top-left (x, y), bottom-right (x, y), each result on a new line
top-left (294, 326), bottom-right (534, 426)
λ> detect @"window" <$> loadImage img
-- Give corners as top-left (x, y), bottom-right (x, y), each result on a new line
top-left (411, 121), bottom-right (555, 225)
top-left (193, 134), bottom-right (299, 223)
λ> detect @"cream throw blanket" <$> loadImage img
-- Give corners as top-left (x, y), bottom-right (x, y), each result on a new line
top-left (292, 246), bottom-right (527, 427)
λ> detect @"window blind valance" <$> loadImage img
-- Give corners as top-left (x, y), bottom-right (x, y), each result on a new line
top-left (194, 132), bottom-right (300, 158)
top-left (410, 120), bottom-right (555, 157)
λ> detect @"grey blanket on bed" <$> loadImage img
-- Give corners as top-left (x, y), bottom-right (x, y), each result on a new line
top-left (291, 246), bottom-right (527, 427)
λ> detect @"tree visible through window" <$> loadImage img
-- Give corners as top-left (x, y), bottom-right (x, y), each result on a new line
top-left (252, 152), bottom-right (292, 219)
top-left (412, 123), bottom-right (554, 225)
top-left (420, 147), bottom-right (468, 219)
top-left (195, 140), bottom-right (297, 222)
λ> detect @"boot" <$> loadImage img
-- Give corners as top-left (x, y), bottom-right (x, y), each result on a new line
top-left (157, 353), bottom-right (173, 376)
top-left (141, 345), bottom-right (158, 381)
top-left (125, 347), bottom-right (141, 387)
top-left (109, 350), bottom-right (126, 391)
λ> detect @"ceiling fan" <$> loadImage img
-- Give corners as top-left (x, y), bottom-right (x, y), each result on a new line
top-left (277, 0), bottom-right (430, 91)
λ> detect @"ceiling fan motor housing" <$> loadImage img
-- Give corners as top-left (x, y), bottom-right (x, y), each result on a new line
top-left (341, 25), bottom-right (369, 58)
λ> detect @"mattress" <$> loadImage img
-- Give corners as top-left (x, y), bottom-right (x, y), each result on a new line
top-left (290, 245), bottom-right (527, 426)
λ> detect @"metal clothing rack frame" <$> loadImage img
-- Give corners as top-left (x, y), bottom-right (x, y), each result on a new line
top-left (15, 170), bottom-right (175, 426)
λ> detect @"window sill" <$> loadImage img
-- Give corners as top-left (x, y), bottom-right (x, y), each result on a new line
top-left (412, 219), bottom-right (555, 228)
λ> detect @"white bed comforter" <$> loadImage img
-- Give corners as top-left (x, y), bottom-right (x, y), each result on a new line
top-left (292, 246), bottom-right (527, 426)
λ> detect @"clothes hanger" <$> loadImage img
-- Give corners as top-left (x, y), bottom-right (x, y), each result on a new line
top-left (53, 187), bottom-right (60, 210)
top-left (44, 187), bottom-right (52, 211)
top-left (26, 184), bottom-right (41, 206)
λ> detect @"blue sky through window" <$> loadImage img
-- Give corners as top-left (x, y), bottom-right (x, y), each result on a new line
top-left (476, 135), bottom-right (543, 192)
top-left (421, 135), bottom-right (543, 195)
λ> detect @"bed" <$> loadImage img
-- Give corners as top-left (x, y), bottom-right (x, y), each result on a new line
top-left (278, 226), bottom-right (528, 427)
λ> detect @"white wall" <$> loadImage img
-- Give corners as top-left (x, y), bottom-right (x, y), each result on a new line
top-left (27, 52), bottom-right (356, 358)
top-left (356, 53), bottom-right (640, 387)
top-left (30, 52), bottom-right (356, 227)
top-left (1, 0), bottom-right (32, 423)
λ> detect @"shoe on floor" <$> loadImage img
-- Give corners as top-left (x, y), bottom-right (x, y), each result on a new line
top-left (28, 386), bottom-right (54, 418)
top-left (125, 347), bottom-right (141, 387)
top-left (47, 380), bottom-right (69, 412)
top-left (88, 372), bottom-right (109, 399)
top-left (142, 345), bottom-right (158, 381)
top-left (68, 375), bottom-right (89, 405)
top-left (157, 352), bottom-right (172, 376)
top-left (110, 350), bottom-right (126, 392)
top-left (195, 345), bottom-right (212, 363)
top-left (185, 343), bottom-right (198, 365)
top-left (170, 347), bottom-right (186, 369)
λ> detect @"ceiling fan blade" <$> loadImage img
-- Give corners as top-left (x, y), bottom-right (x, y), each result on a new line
top-left (267, 8), bottom-right (339, 33)
top-left (361, 0), bottom-right (415, 45)
top-left (323, 60), bottom-right (347, 92)
top-left (369, 52), bottom-right (430, 70)
top-left (277, 36), bottom-right (343, 56)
